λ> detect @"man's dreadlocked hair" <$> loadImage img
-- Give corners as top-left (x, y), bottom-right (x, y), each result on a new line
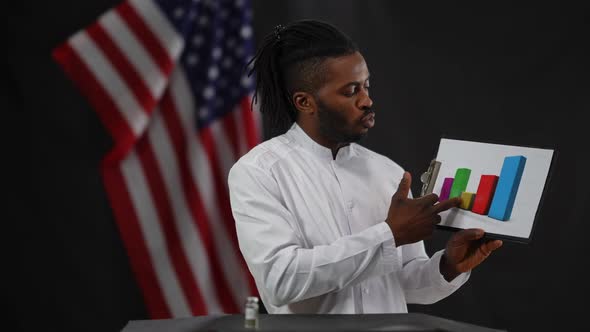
top-left (247, 20), bottom-right (358, 138)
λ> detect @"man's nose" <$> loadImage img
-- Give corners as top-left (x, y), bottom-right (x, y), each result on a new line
top-left (359, 91), bottom-right (373, 110)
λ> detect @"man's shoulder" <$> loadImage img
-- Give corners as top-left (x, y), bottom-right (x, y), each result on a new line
top-left (232, 134), bottom-right (296, 172)
top-left (352, 143), bottom-right (405, 173)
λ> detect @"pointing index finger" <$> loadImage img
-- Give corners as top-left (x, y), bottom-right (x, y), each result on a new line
top-left (415, 193), bottom-right (439, 207)
top-left (431, 197), bottom-right (461, 214)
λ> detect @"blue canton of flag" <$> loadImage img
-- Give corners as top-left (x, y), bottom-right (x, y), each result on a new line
top-left (155, 0), bottom-right (255, 129)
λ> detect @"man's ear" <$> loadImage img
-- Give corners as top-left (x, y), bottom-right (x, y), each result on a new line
top-left (292, 92), bottom-right (316, 115)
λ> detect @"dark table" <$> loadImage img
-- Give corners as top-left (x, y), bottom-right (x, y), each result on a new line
top-left (122, 313), bottom-right (506, 332)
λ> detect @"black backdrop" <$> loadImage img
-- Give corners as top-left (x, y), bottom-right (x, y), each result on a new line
top-left (5, 1), bottom-right (589, 331)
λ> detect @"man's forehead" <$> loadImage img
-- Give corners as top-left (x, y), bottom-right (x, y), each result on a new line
top-left (322, 52), bottom-right (369, 83)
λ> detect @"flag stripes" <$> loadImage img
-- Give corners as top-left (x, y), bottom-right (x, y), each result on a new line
top-left (53, 0), bottom-right (260, 318)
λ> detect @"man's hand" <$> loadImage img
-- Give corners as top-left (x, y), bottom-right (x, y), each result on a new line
top-left (440, 228), bottom-right (503, 281)
top-left (385, 172), bottom-right (461, 247)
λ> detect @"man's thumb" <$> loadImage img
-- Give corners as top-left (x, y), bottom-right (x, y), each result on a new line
top-left (394, 172), bottom-right (411, 199)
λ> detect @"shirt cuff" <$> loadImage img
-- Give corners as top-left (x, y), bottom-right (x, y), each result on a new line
top-left (429, 250), bottom-right (470, 289)
top-left (375, 222), bottom-right (401, 275)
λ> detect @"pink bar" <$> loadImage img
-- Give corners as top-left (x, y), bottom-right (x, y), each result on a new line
top-left (439, 177), bottom-right (454, 201)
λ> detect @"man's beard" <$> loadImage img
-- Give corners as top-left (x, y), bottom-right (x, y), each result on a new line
top-left (316, 98), bottom-right (371, 144)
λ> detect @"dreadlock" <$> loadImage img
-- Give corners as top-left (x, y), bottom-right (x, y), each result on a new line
top-left (247, 20), bottom-right (358, 138)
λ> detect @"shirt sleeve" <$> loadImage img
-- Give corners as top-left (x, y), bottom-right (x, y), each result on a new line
top-left (396, 233), bottom-right (470, 304)
top-left (389, 187), bottom-right (470, 304)
top-left (228, 161), bottom-right (403, 307)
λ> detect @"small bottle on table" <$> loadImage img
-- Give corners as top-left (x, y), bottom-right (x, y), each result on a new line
top-left (244, 296), bottom-right (259, 329)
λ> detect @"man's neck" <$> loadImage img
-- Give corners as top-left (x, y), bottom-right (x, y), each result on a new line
top-left (296, 120), bottom-right (346, 160)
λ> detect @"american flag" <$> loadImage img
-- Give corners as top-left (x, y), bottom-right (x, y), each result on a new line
top-left (53, 0), bottom-right (260, 318)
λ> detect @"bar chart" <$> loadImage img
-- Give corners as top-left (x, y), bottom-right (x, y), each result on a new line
top-left (438, 155), bottom-right (527, 221)
top-left (433, 138), bottom-right (554, 240)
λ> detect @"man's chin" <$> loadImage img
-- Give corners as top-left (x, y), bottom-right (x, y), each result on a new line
top-left (346, 131), bottom-right (368, 144)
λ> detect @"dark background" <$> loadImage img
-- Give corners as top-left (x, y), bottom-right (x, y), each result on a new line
top-left (5, 1), bottom-right (589, 331)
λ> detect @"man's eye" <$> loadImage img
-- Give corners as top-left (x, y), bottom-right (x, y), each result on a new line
top-left (345, 87), bottom-right (358, 96)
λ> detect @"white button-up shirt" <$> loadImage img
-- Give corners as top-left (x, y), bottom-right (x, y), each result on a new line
top-left (228, 123), bottom-right (469, 314)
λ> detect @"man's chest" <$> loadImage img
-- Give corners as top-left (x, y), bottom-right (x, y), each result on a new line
top-left (273, 159), bottom-right (396, 246)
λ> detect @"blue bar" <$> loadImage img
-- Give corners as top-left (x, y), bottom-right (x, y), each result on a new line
top-left (488, 156), bottom-right (527, 221)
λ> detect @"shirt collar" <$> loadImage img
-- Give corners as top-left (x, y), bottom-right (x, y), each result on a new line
top-left (287, 123), bottom-right (354, 162)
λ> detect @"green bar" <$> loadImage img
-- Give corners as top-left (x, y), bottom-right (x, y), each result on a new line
top-left (450, 168), bottom-right (471, 198)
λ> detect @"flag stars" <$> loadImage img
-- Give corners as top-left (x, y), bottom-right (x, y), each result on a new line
top-left (160, 2), bottom-right (256, 125)
top-left (199, 106), bottom-right (209, 119)
top-left (203, 86), bottom-right (215, 100)
top-left (204, 0), bottom-right (219, 10)
top-left (240, 26), bottom-right (252, 39)
top-left (241, 75), bottom-right (252, 88)
top-left (192, 35), bottom-right (204, 47)
top-left (186, 54), bottom-right (199, 66)
top-left (173, 7), bottom-right (185, 19)
top-left (212, 47), bottom-right (223, 60)
top-left (208, 66), bottom-right (219, 80)
top-left (198, 16), bottom-right (209, 27)
top-left (222, 57), bottom-right (233, 69)
top-left (188, 10), bottom-right (197, 21)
